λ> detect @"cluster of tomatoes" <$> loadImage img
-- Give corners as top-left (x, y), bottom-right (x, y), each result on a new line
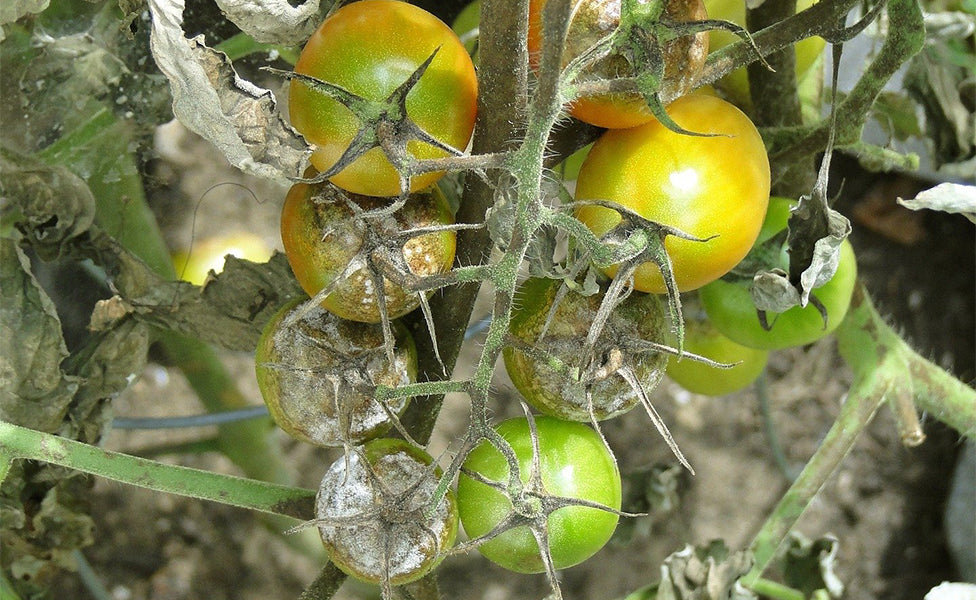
top-left (248, 0), bottom-right (857, 591)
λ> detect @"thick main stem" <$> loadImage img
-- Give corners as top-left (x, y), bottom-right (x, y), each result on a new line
top-left (399, 0), bottom-right (529, 444)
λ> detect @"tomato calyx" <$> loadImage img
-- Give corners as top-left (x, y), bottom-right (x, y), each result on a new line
top-left (267, 48), bottom-right (464, 199)
top-left (567, 197), bottom-right (716, 344)
top-left (256, 299), bottom-right (418, 447)
top-left (452, 410), bottom-right (636, 594)
top-left (293, 440), bottom-right (457, 591)
top-left (282, 182), bottom-right (465, 366)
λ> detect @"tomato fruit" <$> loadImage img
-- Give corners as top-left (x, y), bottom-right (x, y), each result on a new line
top-left (503, 277), bottom-right (667, 421)
top-left (280, 179), bottom-right (456, 323)
top-left (255, 299), bottom-right (417, 446)
top-left (172, 232), bottom-right (272, 286)
top-left (705, 0), bottom-right (825, 107)
top-left (698, 197), bottom-right (858, 350)
top-left (665, 315), bottom-right (768, 396)
top-left (528, 0), bottom-right (709, 129)
top-left (574, 94), bottom-right (770, 293)
top-left (289, 0), bottom-right (478, 197)
top-left (457, 416), bottom-right (621, 573)
top-left (316, 438), bottom-right (458, 584)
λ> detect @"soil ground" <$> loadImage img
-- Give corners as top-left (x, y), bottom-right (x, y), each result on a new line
top-left (49, 126), bottom-right (974, 600)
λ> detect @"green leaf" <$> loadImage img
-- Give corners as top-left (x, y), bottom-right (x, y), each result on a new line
top-left (871, 91), bottom-right (923, 141)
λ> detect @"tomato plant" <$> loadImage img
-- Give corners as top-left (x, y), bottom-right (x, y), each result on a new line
top-left (527, 0), bottom-right (709, 128)
top-left (457, 416), bottom-right (621, 573)
top-left (171, 231), bottom-right (272, 286)
top-left (254, 298), bottom-right (417, 446)
top-left (8, 0), bottom-right (975, 599)
top-left (574, 94), bottom-right (770, 293)
top-left (665, 315), bottom-right (768, 396)
top-left (705, 0), bottom-right (826, 107)
top-left (503, 277), bottom-right (667, 421)
top-left (280, 178), bottom-right (456, 323)
top-left (315, 438), bottom-right (458, 585)
top-left (699, 197), bottom-right (859, 350)
top-left (289, 0), bottom-right (478, 197)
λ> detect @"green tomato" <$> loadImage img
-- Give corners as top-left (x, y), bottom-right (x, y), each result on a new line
top-left (666, 316), bottom-right (768, 396)
top-left (705, 0), bottom-right (826, 107)
top-left (698, 197), bottom-right (858, 350)
top-left (457, 416), bottom-right (621, 573)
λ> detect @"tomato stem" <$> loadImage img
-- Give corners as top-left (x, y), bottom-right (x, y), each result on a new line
top-left (0, 421), bottom-right (316, 519)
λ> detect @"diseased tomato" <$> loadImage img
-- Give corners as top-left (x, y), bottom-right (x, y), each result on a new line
top-left (315, 438), bottom-right (458, 584)
top-left (289, 0), bottom-right (478, 197)
top-left (665, 315), bottom-right (768, 396)
top-left (255, 298), bottom-right (417, 446)
top-left (457, 416), bottom-right (621, 573)
top-left (503, 277), bottom-right (667, 421)
top-left (574, 94), bottom-right (770, 293)
top-left (528, 0), bottom-right (709, 128)
top-left (699, 197), bottom-right (858, 350)
top-left (280, 179), bottom-right (456, 323)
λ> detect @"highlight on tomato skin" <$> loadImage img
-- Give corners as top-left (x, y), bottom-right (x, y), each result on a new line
top-left (288, 0), bottom-right (478, 197)
top-left (527, 0), bottom-right (709, 129)
top-left (574, 94), bottom-right (771, 293)
top-left (171, 232), bottom-right (273, 286)
top-left (456, 416), bottom-right (622, 574)
top-left (279, 178), bottom-right (456, 323)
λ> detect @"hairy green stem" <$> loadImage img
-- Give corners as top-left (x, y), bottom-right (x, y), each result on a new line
top-left (767, 0), bottom-right (926, 165)
top-left (744, 373), bottom-right (886, 585)
top-left (837, 285), bottom-right (976, 437)
top-left (0, 421), bottom-right (315, 519)
top-left (745, 284), bottom-right (976, 584)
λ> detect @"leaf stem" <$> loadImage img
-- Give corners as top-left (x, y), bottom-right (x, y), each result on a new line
top-left (0, 421), bottom-right (315, 520)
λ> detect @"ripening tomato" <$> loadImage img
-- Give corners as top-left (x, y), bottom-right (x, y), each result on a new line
top-left (699, 197), bottom-right (858, 350)
top-left (280, 179), bottom-right (456, 323)
top-left (289, 0), bottom-right (478, 197)
top-left (457, 416), bottom-right (621, 573)
top-left (665, 316), bottom-right (768, 396)
top-left (574, 94), bottom-right (770, 293)
top-left (528, 0), bottom-right (709, 128)
top-left (705, 0), bottom-right (826, 107)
